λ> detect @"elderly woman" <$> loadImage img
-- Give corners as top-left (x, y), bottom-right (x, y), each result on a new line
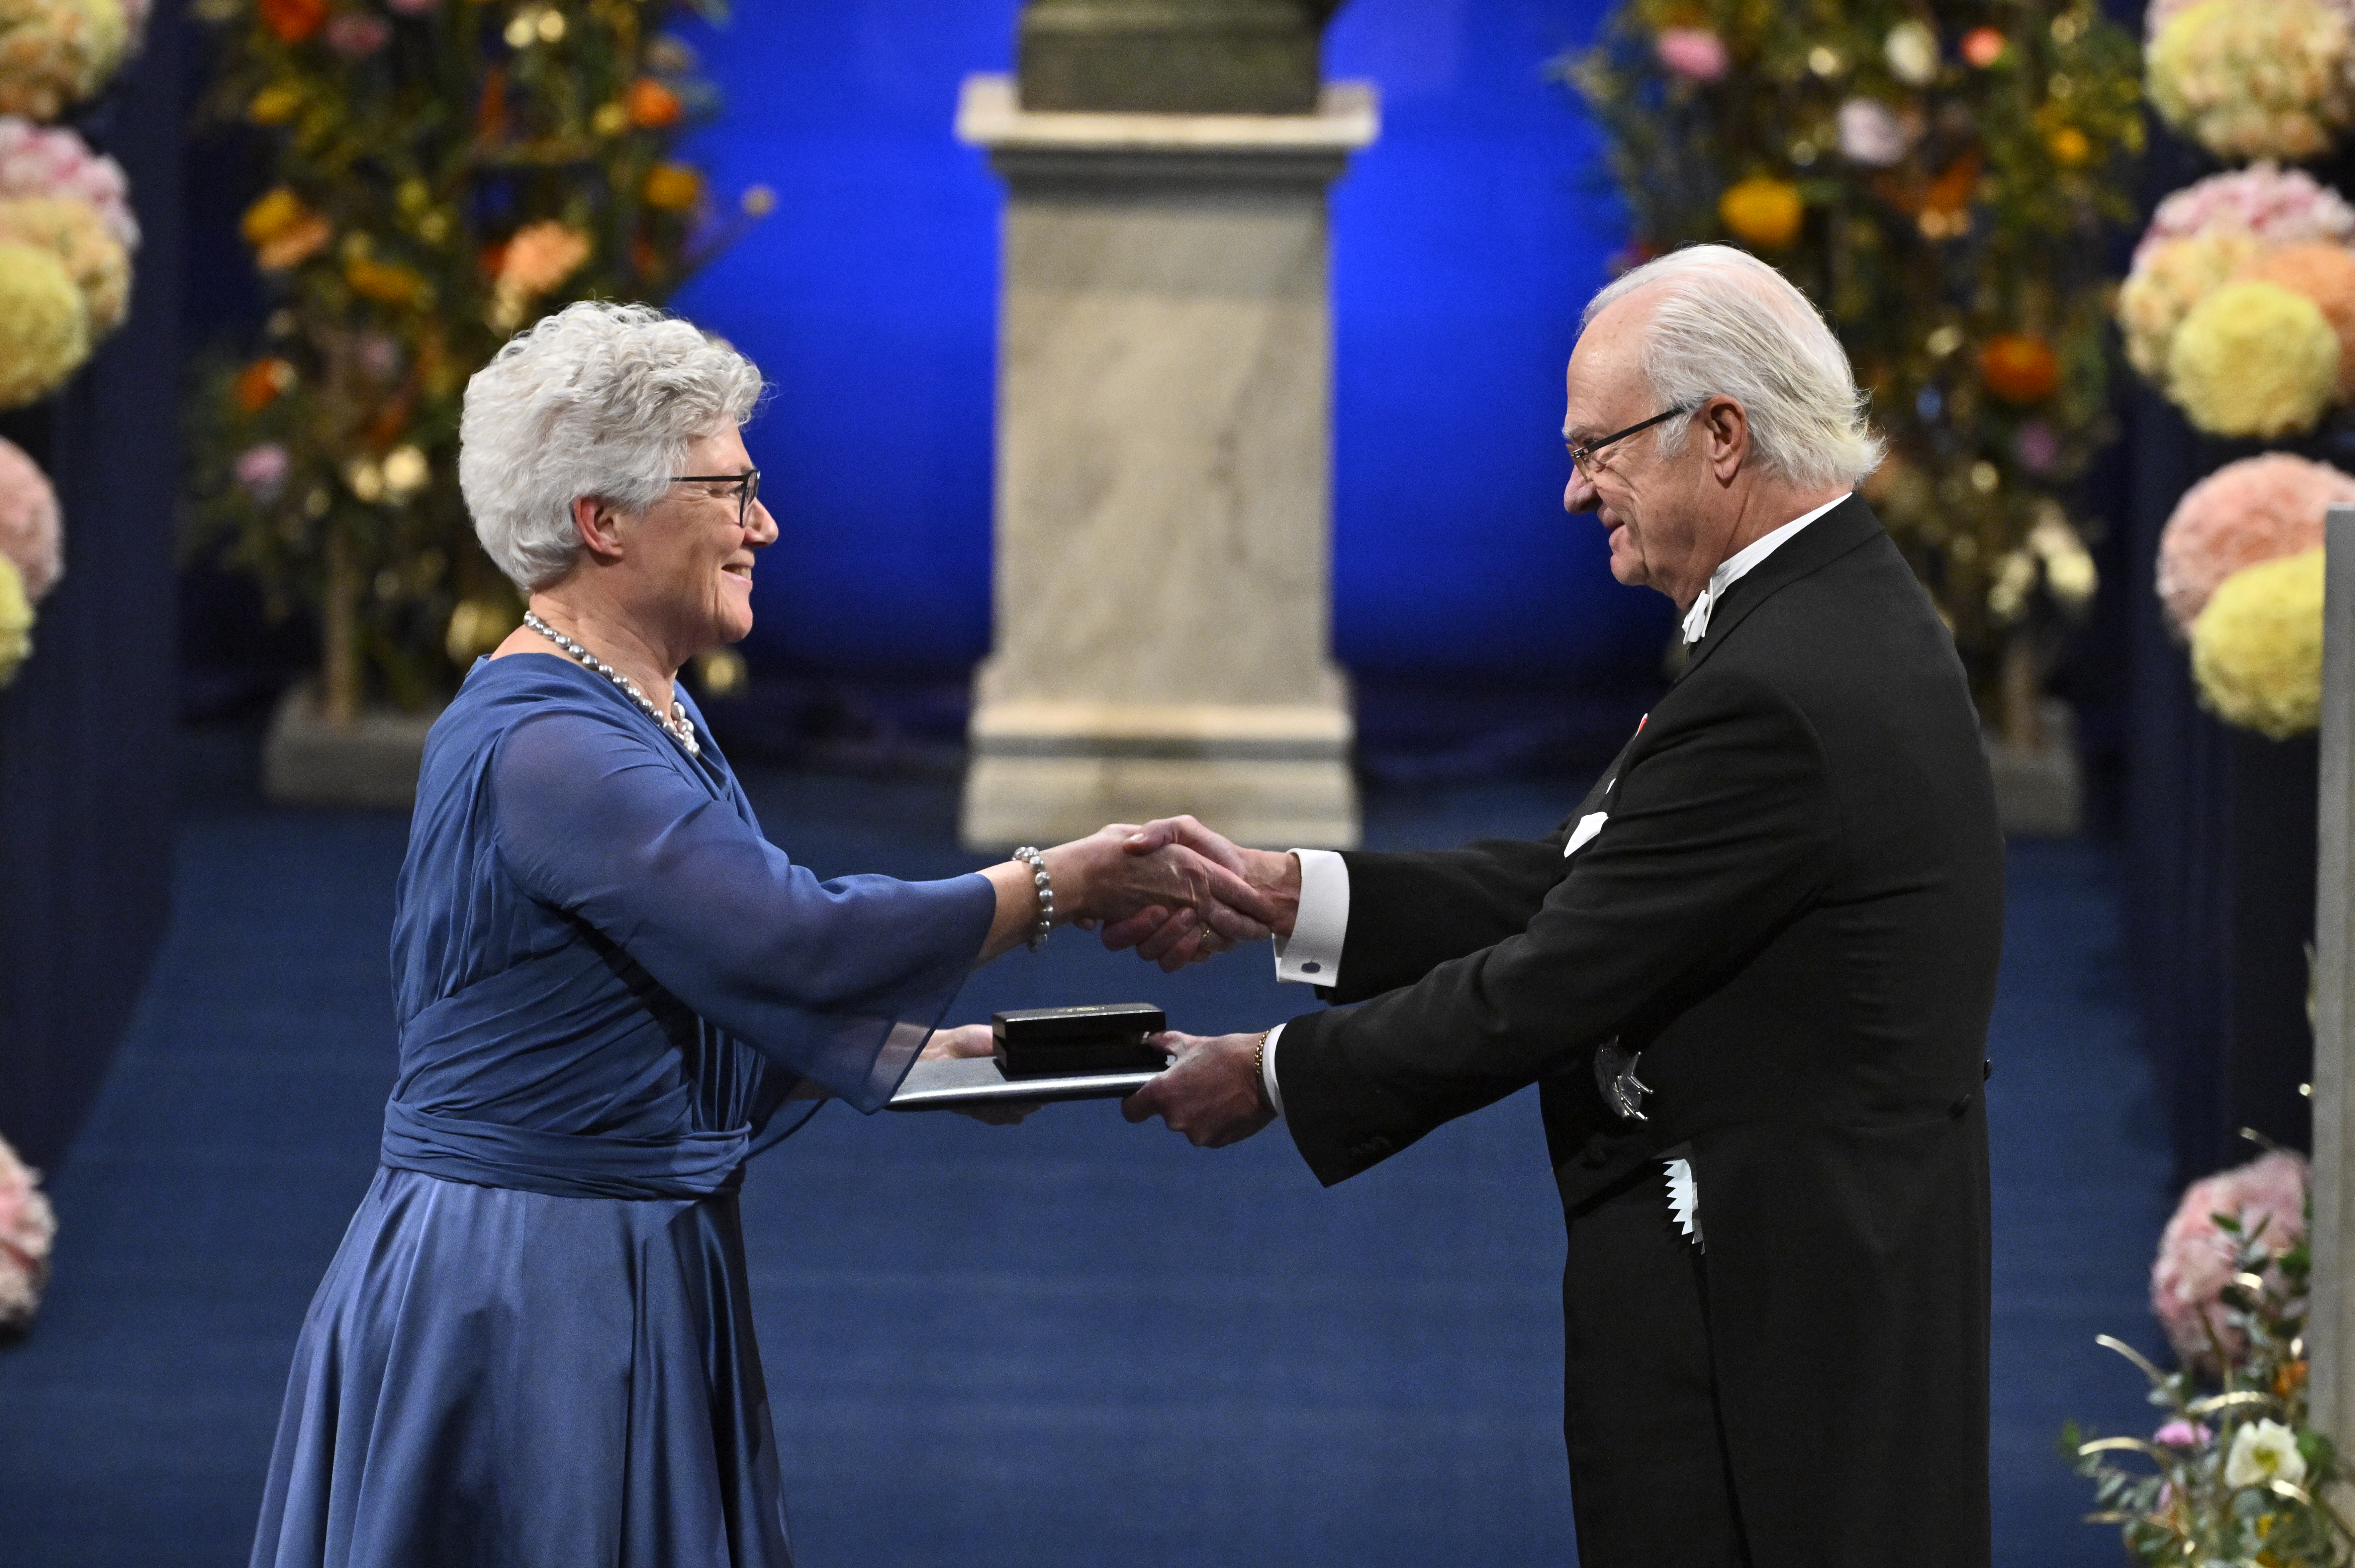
top-left (249, 301), bottom-right (1269, 1567)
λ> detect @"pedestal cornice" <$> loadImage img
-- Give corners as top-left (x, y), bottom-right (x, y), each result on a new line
top-left (956, 74), bottom-right (1378, 184)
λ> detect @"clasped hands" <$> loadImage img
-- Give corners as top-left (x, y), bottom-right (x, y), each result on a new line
top-left (1098, 816), bottom-right (1298, 1150)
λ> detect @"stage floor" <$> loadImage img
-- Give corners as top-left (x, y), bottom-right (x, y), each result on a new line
top-left (0, 731), bottom-right (2175, 1566)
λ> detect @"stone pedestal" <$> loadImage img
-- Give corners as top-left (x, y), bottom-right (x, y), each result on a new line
top-left (262, 681), bottom-right (439, 810)
top-left (1984, 699), bottom-right (2083, 837)
top-left (2307, 504), bottom-right (2355, 1441)
top-left (955, 75), bottom-right (1375, 850)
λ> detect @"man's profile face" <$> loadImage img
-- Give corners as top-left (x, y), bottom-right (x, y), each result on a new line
top-left (1561, 295), bottom-right (1708, 605)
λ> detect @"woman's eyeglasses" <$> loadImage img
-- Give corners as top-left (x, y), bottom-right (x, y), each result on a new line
top-left (670, 468), bottom-right (761, 527)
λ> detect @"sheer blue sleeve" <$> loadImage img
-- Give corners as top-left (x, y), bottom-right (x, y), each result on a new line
top-left (490, 710), bottom-right (996, 1112)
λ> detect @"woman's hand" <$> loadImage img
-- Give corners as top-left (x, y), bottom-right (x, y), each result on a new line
top-left (1042, 823), bottom-right (1281, 941)
top-left (919, 1023), bottom-right (996, 1062)
top-left (919, 1023), bottom-right (1035, 1125)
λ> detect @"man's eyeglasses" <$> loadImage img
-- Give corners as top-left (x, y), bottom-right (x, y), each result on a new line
top-left (1566, 406), bottom-right (1692, 479)
top-left (670, 468), bottom-right (762, 527)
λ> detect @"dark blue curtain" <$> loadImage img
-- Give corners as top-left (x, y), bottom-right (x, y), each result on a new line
top-left (0, 4), bottom-right (185, 1171)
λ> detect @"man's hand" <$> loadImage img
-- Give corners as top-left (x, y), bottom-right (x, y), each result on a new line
top-left (1122, 1030), bottom-right (1276, 1147)
top-left (1099, 817), bottom-right (1302, 974)
top-left (1042, 822), bottom-right (1282, 946)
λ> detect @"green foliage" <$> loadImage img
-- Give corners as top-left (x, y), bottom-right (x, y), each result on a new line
top-left (1563, 0), bottom-right (2139, 698)
top-left (181, 0), bottom-right (761, 715)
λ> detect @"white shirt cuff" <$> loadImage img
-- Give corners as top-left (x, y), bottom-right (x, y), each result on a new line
top-left (1262, 1023), bottom-right (1285, 1118)
top-left (1273, 848), bottom-right (1348, 987)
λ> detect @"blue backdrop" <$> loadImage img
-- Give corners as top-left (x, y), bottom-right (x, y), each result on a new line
top-left (668, 0), bottom-right (1671, 689)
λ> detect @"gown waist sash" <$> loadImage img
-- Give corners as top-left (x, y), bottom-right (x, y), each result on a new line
top-left (380, 1099), bottom-right (750, 1200)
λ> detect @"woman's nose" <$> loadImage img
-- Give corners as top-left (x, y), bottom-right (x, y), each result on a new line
top-left (747, 498), bottom-right (778, 546)
top-left (1564, 469), bottom-right (1598, 513)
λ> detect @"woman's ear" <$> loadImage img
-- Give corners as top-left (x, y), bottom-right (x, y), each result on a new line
top-left (571, 496), bottom-right (626, 563)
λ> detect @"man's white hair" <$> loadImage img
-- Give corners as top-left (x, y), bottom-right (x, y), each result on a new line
top-left (1582, 245), bottom-right (1883, 489)
top-left (459, 300), bottom-right (765, 591)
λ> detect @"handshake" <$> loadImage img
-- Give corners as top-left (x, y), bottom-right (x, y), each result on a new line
top-left (928, 816), bottom-right (1305, 1146)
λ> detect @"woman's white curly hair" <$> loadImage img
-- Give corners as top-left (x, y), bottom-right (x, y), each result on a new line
top-left (1583, 244), bottom-right (1883, 489)
top-left (459, 300), bottom-right (766, 591)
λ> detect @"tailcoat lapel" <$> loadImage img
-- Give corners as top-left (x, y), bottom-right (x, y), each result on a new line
top-left (1677, 494), bottom-right (1887, 679)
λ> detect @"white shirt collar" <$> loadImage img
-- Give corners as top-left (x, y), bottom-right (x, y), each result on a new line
top-left (1680, 493), bottom-right (1852, 646)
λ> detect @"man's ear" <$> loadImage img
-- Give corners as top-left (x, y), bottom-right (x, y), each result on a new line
top-left (1699, 396), bottom-right (1749, 486)
top-left (571, 495), bottom-right (626, 563)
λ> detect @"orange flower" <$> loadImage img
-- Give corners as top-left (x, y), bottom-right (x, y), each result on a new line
top-left (1979, 334), bottom-right (2060, 403)
top-left (1718, 177), bottom-right (1804, 249)
top-left (625, 78), bottom-right (682, 129)
top-left (241, 189), bottom-right (333, 271)
top-left (346, 257), bottom-right (426, 306)
top-left (258, 0), bottom-right (328, 43)
top-left (642, 163), bottom-right (702, 212)
top-left (1961, 27), bottom-right (2006, 68)
top-left (2278, 1358), bottom-right (2311, 1398)
top-left (2046, 126), bottom-right (2091, 165)
top-left (234, 357), bottom-right (296, 414)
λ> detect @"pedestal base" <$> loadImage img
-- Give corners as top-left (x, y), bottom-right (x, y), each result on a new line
top-left (1984, 698), bottom-right (2082, 838)
top-left (961, 690), bottom-right (1358, 848)
top-left (263, 681), bottom-right (439, 810)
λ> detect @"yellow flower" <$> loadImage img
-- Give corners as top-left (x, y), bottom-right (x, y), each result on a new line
top-left (2192, 550), bottom-right (2325, 739)
top-left (1718, 177), bottom-right (1804, 249)
top-left (2118, 231), bottom-right (2263, 382)
top-left (345, 256), bottom-right (427, 306)
top-left (642, 162), bottom-right (703, 212)
top-left (248, 83), bottom-right (303, 124)
top-left (0, 196), bottom-right (128, 336)
top-left (445, 597), bottom-right (515, 664)
top-left (2045, 126), bottom-right (2091, 165)
top-left (380, 444), bottom-right (430, 499)
top-left (2169, 280), bottom-right (2340, 438)
top-left (0, 240), bottom-right (88, 410)
top-left (0, 553), bottom-right (30, 688)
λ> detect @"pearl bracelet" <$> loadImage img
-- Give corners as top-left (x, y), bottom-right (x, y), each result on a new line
top-left (1012, 846), bottom-right (1054, 950)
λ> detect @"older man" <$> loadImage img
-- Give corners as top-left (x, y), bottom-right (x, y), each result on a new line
top-left (1115, 245), bottom-right (2003, 1568)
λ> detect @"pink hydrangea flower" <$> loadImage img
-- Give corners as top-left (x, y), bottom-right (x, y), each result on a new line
top-left (2150, 1149), bottom-right (2308, 1367)
top-left (1655, 27), bottom-right (1730, 83)
top-left (0, 1132), bottom-right (54, 1334)
top-left (0, 117), bottom-right (135, 251)
top-left (324, 11), bottom-right (390, 56)
top-left (2135, 164), bottom-right (2355, 270)
top-left (235, 443), bottom-right (289, 502)
top-left (2156, 454), bottom-right (2355, 635)
top-left (2155, 1419), bottom-right (2212, 1448)
top-left (0, 435), bottom-right (60, 603)
top-left (2014, 421), bottom-right (2060, 473)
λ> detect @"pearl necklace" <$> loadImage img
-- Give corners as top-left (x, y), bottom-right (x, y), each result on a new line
top-left (522, 610), bottom-right (701, 759)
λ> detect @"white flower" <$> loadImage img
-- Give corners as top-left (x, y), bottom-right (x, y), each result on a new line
top-left (2225, 1418), bottom-right (2308, 1490)
top-left (1885, 21), bottom-right (1940, 86)
top-left (1837, 98), bottom-right (1916, 166)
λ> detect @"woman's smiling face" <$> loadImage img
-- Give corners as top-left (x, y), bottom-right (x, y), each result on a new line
top-left (621, 422), bottom-right (775, 657)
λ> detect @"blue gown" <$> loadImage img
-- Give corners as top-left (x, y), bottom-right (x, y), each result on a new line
top-left (249, 653), bottom-right (996, 1568)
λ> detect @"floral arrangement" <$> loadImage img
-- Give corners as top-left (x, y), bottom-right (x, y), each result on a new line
top-left (2191, 548), bottom-right (2326, 738)
top-left (0, 1130), bottom-right (52, 1334)
top-left (2136, 165), bottom-right (2355, 269)
top-left (2073, 1149), bottom-right (2353, 1565)
top-left (1566, 2), bottom-right (2141, 730)
top-left (0, 0), bottom-right (129, 122)
top-left (2146, 0), bottom-right (2355, 163)
top-left (0, 116), bottom-right (134, 246)
top-left (182, 0), bottom-right (766, 719)
top-left (0, 433), bottom-right (59, 602)
top-left (2156, 453), bottom-right (2355, 634)
top-left (2119, 172), bottom-right (2355, 435)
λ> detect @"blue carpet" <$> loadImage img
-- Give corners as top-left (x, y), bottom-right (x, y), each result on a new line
top-left (0, 739), bottom-right (2172, 1566)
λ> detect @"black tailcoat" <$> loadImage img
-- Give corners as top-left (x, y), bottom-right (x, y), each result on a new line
top-left (1276, 497), bottom-right (2002, 1567)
